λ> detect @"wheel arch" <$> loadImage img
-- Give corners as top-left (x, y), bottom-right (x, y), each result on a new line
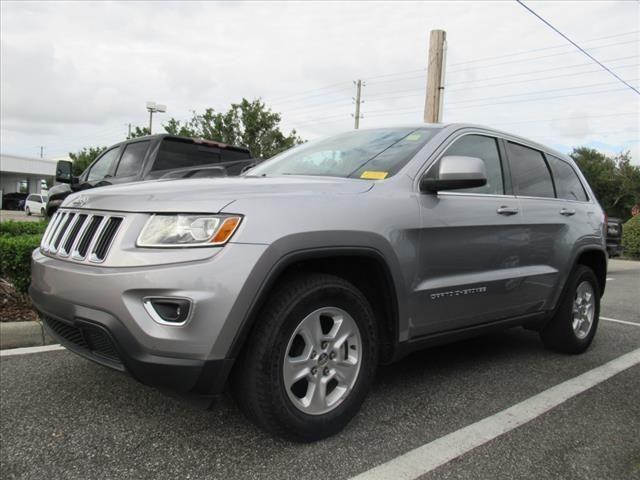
top-left (575, 247), bottom-right (607, 297)
top-left (227, 247), bottom-right (402, 365)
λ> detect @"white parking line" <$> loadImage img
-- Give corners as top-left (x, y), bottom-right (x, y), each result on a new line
top-left (601, 316), bottom-right (640, 327)
top-left (0, 344), bottom-right (65, 357)
top-left (350, 348), bottom-right (640, 480)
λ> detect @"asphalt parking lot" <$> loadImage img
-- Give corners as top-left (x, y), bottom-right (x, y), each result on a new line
top-left (1, 260), bottom-right (638, 480)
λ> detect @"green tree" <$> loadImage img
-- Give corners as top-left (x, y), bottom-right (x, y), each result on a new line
top-left (68, 146), bottom-right (106, 176)
top-left (570, 147), bottom-right (640, 220)
top-left (163, 98), bottom-right (304, 158)
top-left (127, 126), bottom-right (150, 139)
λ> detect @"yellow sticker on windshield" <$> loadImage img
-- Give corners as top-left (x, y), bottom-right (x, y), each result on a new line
top-left (361, 171), bottom-right (388, 180)
top-left (406, 133), bottom-right (421, 141)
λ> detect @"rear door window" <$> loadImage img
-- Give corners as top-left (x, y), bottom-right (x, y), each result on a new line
top-left (507, 142), bottom-right (555, 198)
top-left (547, 155), bottom-right (588, 202)
top-left (152, 139), bottom-right (250, 172)
top-left (115, 141), bottom-right (149, 178)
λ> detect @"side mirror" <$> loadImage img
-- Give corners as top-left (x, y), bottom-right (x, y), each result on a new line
top-left (420, 155), bottom-right (487, 192)
top-left (55, 160), bottom-right (76, 184)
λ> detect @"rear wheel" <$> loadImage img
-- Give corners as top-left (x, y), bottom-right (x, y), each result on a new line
top-left (540, 265), bottom-right (600, 354)
top-left (232, 273), bottom-right (378, 441)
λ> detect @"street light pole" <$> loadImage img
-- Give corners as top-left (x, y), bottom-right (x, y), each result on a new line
top-left (146, 101), bottom-right (167, 134)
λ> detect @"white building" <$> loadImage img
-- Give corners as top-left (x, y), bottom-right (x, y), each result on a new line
top-left (0, 153), bottom-right (58, 200)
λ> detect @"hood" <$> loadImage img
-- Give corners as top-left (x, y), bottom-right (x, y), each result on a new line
top-left (61, 175), bottom-right (374, 213)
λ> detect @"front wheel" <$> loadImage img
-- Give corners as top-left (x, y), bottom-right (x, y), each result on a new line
top-left (232, 273), bottom-right (378, 441)
top-left (25, 207), bottom-right (31, 216)
top-left (540, 265), bottom-right (600, 354)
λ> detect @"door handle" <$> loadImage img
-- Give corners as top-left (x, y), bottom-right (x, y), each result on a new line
top-left (497, 206), bottom-right (519, 216)
top-left (560, 208), bottom-right (576, 216)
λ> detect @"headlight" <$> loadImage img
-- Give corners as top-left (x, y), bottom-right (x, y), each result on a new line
top-left (137, 214), bottom-right (242, 247)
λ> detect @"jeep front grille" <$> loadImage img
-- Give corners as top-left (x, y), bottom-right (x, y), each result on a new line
top-left (41, 210), bottom-right (124, 263)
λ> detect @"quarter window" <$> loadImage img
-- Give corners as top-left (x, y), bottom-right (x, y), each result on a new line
top-left (116, 141), bottom-right (149, 178)
top-left (507, 142), bottom-right (555, 198)
top-left (547, 155), bottom-right (588, 202)
top-left (429, 134), bottom-right (504, 195)
top-left (87, 147), bottom-right (120, 182)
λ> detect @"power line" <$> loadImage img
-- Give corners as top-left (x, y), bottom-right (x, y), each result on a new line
top-left (365, 36), bottom-right (638, 86)
top-left (447, 30), bottom-right (639, 67)
top-left (446, 63), bottom-right (639, 91)
top-left (489, 111), bottom-right (639, 128)
top-left (360, 86), bottom-right (633, 118)
top-left (362, 63), bottom-right (639, 102)
top-left (446, 39), bottom-right (638, 74)
top-left (516, 0), bottom-right (640, 95)
top-left (445, 79), bottom-right (639, 106)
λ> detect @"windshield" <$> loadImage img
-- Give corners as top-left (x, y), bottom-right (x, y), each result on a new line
top-left (248, 127), bottom-right (440, 179)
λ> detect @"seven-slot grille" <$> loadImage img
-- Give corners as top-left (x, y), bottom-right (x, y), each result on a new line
top-left (41, 210), bottom-right (123, 263)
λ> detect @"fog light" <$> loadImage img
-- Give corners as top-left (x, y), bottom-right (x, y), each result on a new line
top-left (144, 298), bottom-right (191, 325)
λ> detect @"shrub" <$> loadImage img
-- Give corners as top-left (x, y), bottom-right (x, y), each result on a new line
top-left (0, 220), bottom-right (48, 237)
top-left (622, 215), bottom-right (640, 259)
top-left (0, 234), bottom-right (42, 293)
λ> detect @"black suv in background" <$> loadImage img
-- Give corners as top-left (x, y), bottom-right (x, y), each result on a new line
top-left (46, 134), bottom-right (255, 216)
top-left (606, 217), bottom-right (624, 257)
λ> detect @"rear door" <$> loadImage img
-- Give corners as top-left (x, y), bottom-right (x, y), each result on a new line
top-left (412, 132), bottom-right (529, 337)
top-left (505, 142), bottom-right (571, 313)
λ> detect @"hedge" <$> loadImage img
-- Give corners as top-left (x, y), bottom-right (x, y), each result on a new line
top-left (622, 215), bottom-right (640, 259)
top-left (0, 220), bottom-right (48, 237)
top-left (0, 234), bottom-right (42, 294)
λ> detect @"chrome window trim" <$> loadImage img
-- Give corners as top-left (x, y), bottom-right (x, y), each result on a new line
top-left (514, 195), bottom-right (591, 204)
top-left (437, 192), bottom-right (517, 200)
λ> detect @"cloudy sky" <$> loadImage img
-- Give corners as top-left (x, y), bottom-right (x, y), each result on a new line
top-left (1, 0), bottom-right (638, 163)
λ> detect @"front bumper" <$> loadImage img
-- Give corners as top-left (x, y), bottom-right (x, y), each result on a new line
top-left (30, 242), bottom-right (268, 395)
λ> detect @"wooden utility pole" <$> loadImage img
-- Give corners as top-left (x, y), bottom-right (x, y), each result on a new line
top-left (353, 79), bottom-right (363, 129)
top-left (423, 29), bottom-right (447, 123)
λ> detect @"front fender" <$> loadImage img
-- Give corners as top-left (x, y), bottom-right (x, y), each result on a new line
top-left (214, 230), bottom-right (409, 362)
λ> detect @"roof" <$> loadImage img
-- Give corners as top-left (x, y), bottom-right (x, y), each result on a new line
top-left (0, 154), bottom-right (57, 176)
top-left (118, 134), bottom-right (251, 154)
top-left (358, 122), bottom-right (571, 161)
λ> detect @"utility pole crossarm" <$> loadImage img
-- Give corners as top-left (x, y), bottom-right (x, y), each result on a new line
top-left (424, 29), bottom-right (447, 124)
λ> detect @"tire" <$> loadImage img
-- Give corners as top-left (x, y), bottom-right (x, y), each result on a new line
top-left (232, 273), bottom-right (378, 442)
top-left (40, 208), bottom-right (45, 216)
top-left (25, 207), bottom-right (31, 216)
top-left (540, 265), bottom-right (600, 354)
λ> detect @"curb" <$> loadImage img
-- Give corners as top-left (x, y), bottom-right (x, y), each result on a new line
top-left (0, 321), bottom-right (55, 350)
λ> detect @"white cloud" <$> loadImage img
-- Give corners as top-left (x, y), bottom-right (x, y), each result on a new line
top-left (1, 0), bottom-right (638, 162)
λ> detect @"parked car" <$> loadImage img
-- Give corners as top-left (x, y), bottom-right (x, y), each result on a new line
top-left (46, 134), bottom-right (256, 216)
top-left (2, 192), bottom-right (28, 211)
top-left (31, 124), bottom-right (607, 441)
top-left (606, 216), bottom-right (624, 257)
top-left (24, 193), bottom-right (48, 216)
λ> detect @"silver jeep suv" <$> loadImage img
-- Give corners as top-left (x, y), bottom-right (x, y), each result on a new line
top-left (31, 124), bottom-right (606, 441)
